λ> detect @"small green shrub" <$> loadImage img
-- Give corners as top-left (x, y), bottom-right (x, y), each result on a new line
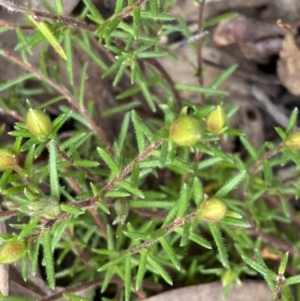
top-left (0, 1), bottom-right (300, 301)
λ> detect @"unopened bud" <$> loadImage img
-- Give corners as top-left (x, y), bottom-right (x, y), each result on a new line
top-left (199, 198), bottom-right (227, 222)
top-left (285, 131), bottom-right (300, 151)
top-left (0, 148), bottom-right (18, 170)
top-left (170, 116), bottom-right (201, 146)
top-left (26, 109), bottom-right (52, 139)
top-left (0, 239), bottom-right (26, 264)
top-left (206, 105), bottom-right (226, 134)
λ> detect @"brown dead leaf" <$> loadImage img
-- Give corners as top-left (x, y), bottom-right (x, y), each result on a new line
top-left (277, 20), bottom-right (300, 96)
top-left (213, 15), bottom-right (283, 63)
top-left (144, 281), bottom-right (273, 301)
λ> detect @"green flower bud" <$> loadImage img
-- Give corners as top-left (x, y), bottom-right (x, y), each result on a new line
top-left (0, 148), bottom-right (18, 170)
top-left (199, 198), bottom-right (227, 222)
top-left (170, 116), bottom-right (201, 146)
top-left (221, 269), bottom-right (237, 286)
top-left (206, 105), bottom-right (226, 134)
top-left (26, 109), bottom-right (52, 139)
top-left (0, 239), bottom-right (26, 264)
top-left (285, 131), bottom-right (300, 151)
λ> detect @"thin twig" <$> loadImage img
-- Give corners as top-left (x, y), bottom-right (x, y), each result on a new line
top-left (0, 50), bottom-right (111, 147)
top-left (0, 107), bottom-right (25, 122)
top-left (197, 0), bottom-right (206, 104)
top-left (250, 85), bottom-right (290, 129)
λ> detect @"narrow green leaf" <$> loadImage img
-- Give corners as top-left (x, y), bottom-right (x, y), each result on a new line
top-left (51, 219), bottom-right (68, 252)
top-left (147, 254), bottom-right (172, 285)
top-left (262, 161), bottom-right (271, 186)
top-left (59, 133), bottom-right (90, 151)
top-left (176, 83), bottom-right (228, 96)
top-left (115, 0), bottom-right (124, 13)
top-left (214, 170), bottom-right (246, 198)
top-left (278, 194), bottom-right (290, 218)
top-left (281, 286), bottom-right (294, 301)
top-left (124, 256), bottom-right (131, 301)
top-left (286, 107), bottom-right (298, 134)
top-left (18, 216), bottom-right (40, 240)
top-left (162, 201), bottom-right (179, 226)
top-left (159, 139), bottom-right (169, 167)
top-left (49, 139), bottom-right (60, 200)
top-left (278, 252), bottom-right (289, 275)
top-left (64, 28), bottom-right (74, 85)
top-left (209, 223), bottom-right (229, 268)
top-left (150, 0), bottom-right (158, 17)
top-left (274, 127), bottom-right (286, 140)
top-left (82, 0), bottom-right (103, 20)
top-left (107, 225), bottom-right (114, 251)
top-left (137, 51), bottom-right (167, 59)
top-left (177, 183), bottom-right (189, 218)
top-left (60, 204), bottom-right (84, 215)
top-left (21, 253), bottom-right (28, 282)
top-left (55, 0), bottom-right (64, 14)
top-left (220, 216), bottom-right (251, 228)
top-left (193, 177), bottom-right (203, 206)
top-left (241, 254), bottom-right (273, 276)
top-left (140, 12), bottom-right (174, 21)
top-left (240, 136), bottom-right (259, 161)
top-left (98, 253), bottom-right (129, 271)
top-left (133, 5), bottom-right (140, 39)
top-left (101, 269), bottom-right (114, 293)
top-left (210, 64), bottom-right (238, 89)
top-left (117, 112), bottom-right (130, 151)
top-left (43, 229), bottom-right (55, 289)
top-left (104, 17), bottom-right (121, 38)
top-left (136, 248), bottom-right (148, 290)
top-left (136, 72), bottom-right (156, 112)
top-left (159, 237), bottom-right (180, 270)
top-left (180, 220), bottom-right (190, 247)
top-left (97, 147), bottom-right (120, 176)
top-left (117, 180), bottom-right (145, 198)
top-left (130, 162), bottom-right (140, 187)
top-left (123, 231), bottom-right (148, 240)
top-left (0, 73), bottom-right (34, 91)
top-left (30, 236), bottom-right (40, 276)
top-left (28, 14), bottom-right (67, 60)
top-left (285, 274), bottom-right (300, 286)
top-left (113, 60), bottom-right (128, 86)
top-left (131, 110), bottom-right (146, 152)
top-left (131, 110), bottom-right (153, 143)
top-left (78, 62), bottom-right (88, 108)
top-left (73, 160), bottom-right (99, 167)
top-left (188, 232), bottom-right (212, 249)
top-left (51, 111), bottom-right (73, 134)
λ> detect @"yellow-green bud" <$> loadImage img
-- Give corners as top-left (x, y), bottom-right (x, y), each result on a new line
top-left (26, 109), bottom-right (52, 139)
top-left (285, 131), bottom-right (300, 151)
top-left (0, 149), bottom-right (18, 170)
top-left (0, 239), bottom-right (26, 264)
top-left (206, 105), bottom-right (226, 134)
top-left (170, 116), bottom-right (201, 146)
top-left (221, 269), bottom-right (237, 286)
top-left (199, 198), bottom-right (227, 222)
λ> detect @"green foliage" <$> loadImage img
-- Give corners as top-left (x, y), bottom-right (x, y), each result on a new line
top-left (0, 1), bottom-right (300, 301)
